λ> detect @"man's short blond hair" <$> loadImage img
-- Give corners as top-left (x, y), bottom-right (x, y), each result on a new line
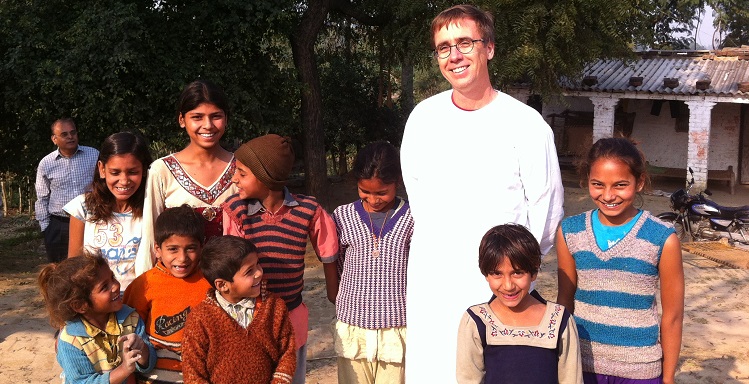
top-left (430, 4), bottom-right (495, 48)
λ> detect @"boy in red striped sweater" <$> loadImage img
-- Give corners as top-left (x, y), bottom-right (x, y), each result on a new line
top-left (222, 134), bottom-right (339, 384)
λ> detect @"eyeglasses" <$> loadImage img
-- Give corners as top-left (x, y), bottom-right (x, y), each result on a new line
top-left (55, 130), bottom-right (78, 139)
top-left (434, 39), bottom-right (484, 59)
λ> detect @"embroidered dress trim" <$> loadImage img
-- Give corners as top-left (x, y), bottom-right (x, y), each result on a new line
top-left (162, 155), bottom-right (236, 205)
top-left (468, 302), bottom-right (565, 349)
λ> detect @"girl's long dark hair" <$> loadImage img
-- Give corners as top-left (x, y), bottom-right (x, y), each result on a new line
top-left (85, 131), bottom-right (152, 222)
top-left (353, 141), bottom-right (402, 185)
top-left (177, 79), bottom-right (230, 119)
top-left (577, 137), bottom-right (649, 190)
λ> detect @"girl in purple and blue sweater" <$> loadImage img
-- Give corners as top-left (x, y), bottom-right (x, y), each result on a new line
top-left (331, 141), bottom-right (414, 384)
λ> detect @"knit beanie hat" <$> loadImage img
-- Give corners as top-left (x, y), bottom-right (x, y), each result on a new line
top-left (234, 134), bottom-right (295, 191)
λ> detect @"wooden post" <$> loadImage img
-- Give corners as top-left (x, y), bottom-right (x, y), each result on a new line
top-left (1, 180), bottom-right (7, 217)
top-left (26, 176), bottom-right (33, 216)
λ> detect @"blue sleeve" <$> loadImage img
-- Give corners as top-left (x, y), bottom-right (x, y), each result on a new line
top-left (135, 316), bottom-right (157, 373)
top-left (56, 338), bottom-right (111, 384)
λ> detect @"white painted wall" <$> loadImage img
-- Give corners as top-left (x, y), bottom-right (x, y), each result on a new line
top-left (629, 100), bottom-right (739, 171)
top-left (628, 99), bottom-right (688, 167)
top-left (708, 102), bottom-right (741, 170)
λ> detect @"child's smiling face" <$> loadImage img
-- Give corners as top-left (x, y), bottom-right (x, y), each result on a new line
top-left (485, 257), bottom-right (536, 312)
top-left (232, 160), bottom-right (270, 200)
top-left (179, 102), bottom-right (227, 150)
top-left (587, 157), bottom-right (644, 226)
top-left (156, 234), bottom-right (202, 278)
top-left (98, 154), bottom-right (143, 210)
top-left (82, 264), bottom-right (123, 328)
top-left (218, 252), bottom-right (264, 304)
top-left (358, 177), bottom-right (397, 213)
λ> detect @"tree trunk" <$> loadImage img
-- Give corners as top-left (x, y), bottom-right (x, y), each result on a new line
top-left (1, 181), bottom-right (6, 217)
top-left (291, 0), bottom-right (330, 204)
top-left (400, 53), bottom-right (415, 118)
top-left (377, 30), bottom-right (385, 108)
top-left (337, 145), bottom-right (348, 176)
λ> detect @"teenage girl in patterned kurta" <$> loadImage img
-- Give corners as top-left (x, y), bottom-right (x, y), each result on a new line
top-left (135, 80), bottom-right (237, 276)
top-left (331, 141), bottom-right (414, 384)
top-left (556, 138), bottom-right (684, 384)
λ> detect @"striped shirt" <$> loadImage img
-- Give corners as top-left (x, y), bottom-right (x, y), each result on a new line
top-left (223, 189), bottom-right (338, 311)
top-left (34, 145), bottom-right (99, 230)
top-left (561, 210), bottom-right (674, 379)
top-left (332, 198), bottom-right (413, 329)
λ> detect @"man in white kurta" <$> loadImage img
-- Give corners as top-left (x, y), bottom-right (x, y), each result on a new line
top-left (400, 5), bottom-right (564, 382)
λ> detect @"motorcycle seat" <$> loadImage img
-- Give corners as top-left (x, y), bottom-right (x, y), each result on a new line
top-left (709, 201), bottom-right (749, 216)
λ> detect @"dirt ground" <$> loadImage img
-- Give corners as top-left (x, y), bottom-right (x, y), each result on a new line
top-left (1, 176), bottom-right (749, 383)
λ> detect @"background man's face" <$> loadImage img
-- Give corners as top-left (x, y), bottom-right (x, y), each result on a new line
top-left (51, 122), bottom-right (78, 153)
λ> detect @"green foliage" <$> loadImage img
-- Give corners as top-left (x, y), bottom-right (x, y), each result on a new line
top-left (0, 0), bottom-right (711, 184)
top-left (484, 0), bottom-right (699, 95)
top-left (711, 0), bottom-right (749, 47)
top-left (637, 0), bottom-right (705, 49)
top-left (0, 0), bottom-right (298, 176)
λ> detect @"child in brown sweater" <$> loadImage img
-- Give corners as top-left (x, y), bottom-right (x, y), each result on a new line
top-left (182, 235), bottom-right (296, 384)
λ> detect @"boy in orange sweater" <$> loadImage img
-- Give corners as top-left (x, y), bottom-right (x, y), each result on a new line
top-left (124, 204), bottom-right (212, 383)
top-left (182, 235), bottom-right (296, 384)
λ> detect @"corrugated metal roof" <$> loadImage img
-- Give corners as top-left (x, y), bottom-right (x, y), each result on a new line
top-left (565, 51), bottom-right (749, 96)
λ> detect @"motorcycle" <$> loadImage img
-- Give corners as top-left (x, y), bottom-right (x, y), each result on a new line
top-left (656, 168), bottom-right (749, 244)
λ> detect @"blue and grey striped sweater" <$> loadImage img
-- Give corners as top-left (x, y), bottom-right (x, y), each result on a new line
top-left (561, 210), bottom-right (674, 379)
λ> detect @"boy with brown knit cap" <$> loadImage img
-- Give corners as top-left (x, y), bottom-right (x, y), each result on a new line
top-left (222, 134), bottom-right (339, 384)
top-left (182, 235), bottom-right (296, 384)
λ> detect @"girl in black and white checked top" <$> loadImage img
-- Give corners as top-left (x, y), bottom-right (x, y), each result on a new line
top-left (331, 141), bottom-right (414, 384)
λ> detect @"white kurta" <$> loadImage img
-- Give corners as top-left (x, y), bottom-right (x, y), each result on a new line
top-left (134, 155), bottom-right (237, 275)
top-left (400, 90), bottom-right (564, 383)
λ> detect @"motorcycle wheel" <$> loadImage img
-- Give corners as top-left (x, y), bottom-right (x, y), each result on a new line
top-left (657, 213), bottom-right (693, 242)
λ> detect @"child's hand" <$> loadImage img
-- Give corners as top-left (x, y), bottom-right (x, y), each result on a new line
top-left (118, 334), bottom-right (145, 371)
top-left (120, 333), bottom-right (146, 353)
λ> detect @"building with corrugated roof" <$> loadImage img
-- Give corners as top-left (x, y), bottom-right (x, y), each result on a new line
top-left (508, 49), bottom-right (749, 192)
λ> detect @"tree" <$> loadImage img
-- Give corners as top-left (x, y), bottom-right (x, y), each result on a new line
top-left (0, 0), bottom-right (296, 174)
top-left (0, 0), bottom-right (153, 171)
top-left (288, 0), bottom-right (408, 200)
top-left (481, 0), bottom-right (705, 96)
top-left (290, 0), bottom-right (331, 202)
top-left (711, 0), bottom-right (749, 47)
top-left (315, 0), bottom-right (432, 174)
top-left (0, 0), bottom-right (710, 197)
